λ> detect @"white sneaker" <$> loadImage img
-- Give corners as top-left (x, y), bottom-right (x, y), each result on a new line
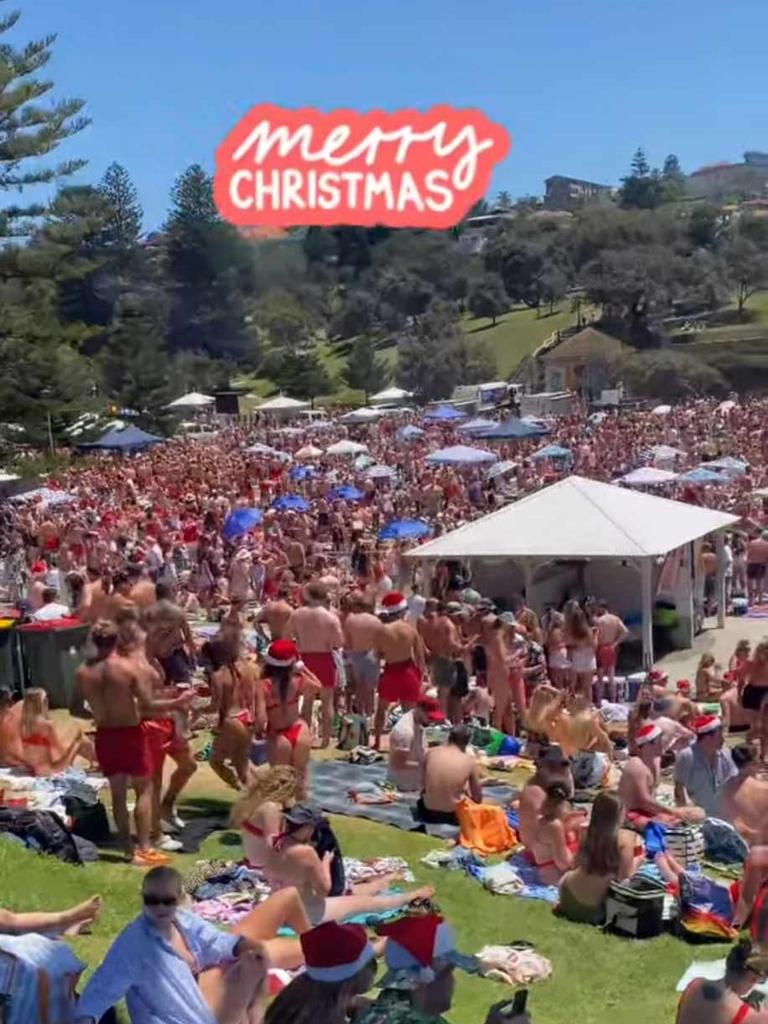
top-left (156, 834), bottom-right (183, 852)
top-left (161, 815), bottom-right (186, 833)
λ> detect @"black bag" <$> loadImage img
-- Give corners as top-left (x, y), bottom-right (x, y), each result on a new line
top-left (65, 796), bottom-right (111, 844)
top-left (0, 807), bottom-right (82, 864)
top-left (604, 876), bottom-right (666, 939)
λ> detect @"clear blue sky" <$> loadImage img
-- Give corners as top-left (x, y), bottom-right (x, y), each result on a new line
top-left (21, 0), bottom-right (768, 230)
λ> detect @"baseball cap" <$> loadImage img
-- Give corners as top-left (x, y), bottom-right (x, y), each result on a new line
top-left (416, 697), bottom-right (446, 724)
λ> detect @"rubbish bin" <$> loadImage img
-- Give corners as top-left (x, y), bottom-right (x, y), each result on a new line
top-left (16, 619), bottom-right (89, 709)
top-left (0, 619), bottom-right (20, 694)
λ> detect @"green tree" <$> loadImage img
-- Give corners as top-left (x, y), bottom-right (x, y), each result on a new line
top-left (661, 154), bottom-right (686, 202)
top-left (0, 5), bottom-right (89, 238)
top-left (98, 163), bottom-right (143, 252)
top-left (687, 204), bottom-right (720, 249)
top-left (397, 303), bottom-right (462, 401)
top-left (622, 350), bottom-right (728, 401)
top-left (167, 164), bottom-right (218, 228)
top-left (496, 190), bottom-right (512, 209)
top-left (721, 235), bottom-right (768, 316)
top-left (619, 148), bottom-right (665, 210)
top-left (468, 273), bottom-right (508, 325)
top-left (539, 264), bottom-right (568, 315)
top-left (456, 337), bottom-right (497, 384)
top-left (342, 336), bottom-right (386, 401)
top-left (265, 346), bottom-right (332, 406)
top-left (256, 288), bottom-right (314, 350)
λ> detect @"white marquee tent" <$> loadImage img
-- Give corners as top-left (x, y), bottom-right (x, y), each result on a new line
top-left (407, 475), bottom-right (738, 666)
top-left (370, 386), bottom-right (413, 405)
top-left (255, 395), bottom-right (310, 414)
top-left (167, 391), bottom-right (215, 409)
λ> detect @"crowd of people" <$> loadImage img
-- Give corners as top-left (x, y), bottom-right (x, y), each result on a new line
top-left (3, 394), bottom-right (768, 1020)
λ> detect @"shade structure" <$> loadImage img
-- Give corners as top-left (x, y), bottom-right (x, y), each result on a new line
top-left (340, 407), bottom-right (385, 424)
top-left (272, 494), bottom-right (310, 512)
top-left (531, 444), bottom-right (572, 461)
top-left (366, 464), bottom-right (397, 479)
top-left (406, 475), bottom-right (738, 561)
top-left (370, 386), bottom-right (413, 404)
top-left (222, 507), bottom-right (263, 540)
top-left (325, 440), bottom-right (369, 456)
top-left (473, 417), bottom-right (549, 441)
top-left (256, 395), bottom-right (310, 412)
top-left (289, 465), bottom-right (316, 481)
top-left (246, 442), bottom-right (279, 456)
top-left (379, 519), bottom-right (431, 541)
top-left (702, 456), bottom-right (748, 475)
top-left (329, 485), bottom-right (364, 502)
top-left (0, 471), bottom-right (20, 483)
top-left (717, 400), bottom-right (737, 414)
top-left (423, 404), bottom-right (465, 422)
top-left (396, 424), bottom-right (425, 441)
top-left (425, 445), bottom-right (497, 466)
top-left (651, 444), bottom-right (685, 464)
top-left (167, 391), bottom-right (214, 409)
top-left (618, 467), bottom-right (678, 486)
top-left (354, 454), bottom-right (375, 470)
top-left (295, 445), bottom-right (323, 459)
top-left (11, 487), bottom-right (75, 506)
top-left (458, 417), bottom-right (498, 433)
top-left (487, 460), bottom-right (517, 480)
top-left (679, 468), bottom-right (728, 485)
top-left (79, 425), bottom-right (163, 451)
top-left (651, 404), bottom-right (672, 416)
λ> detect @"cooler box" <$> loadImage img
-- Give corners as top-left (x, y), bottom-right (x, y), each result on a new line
top-left (16, 619), bottom-right (89, 709)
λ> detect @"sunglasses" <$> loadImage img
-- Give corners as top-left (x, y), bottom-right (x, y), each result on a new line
top-left (143, 894), bottom-right (178, 907)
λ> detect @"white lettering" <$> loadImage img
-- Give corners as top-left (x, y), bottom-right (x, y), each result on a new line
top-left (254, 169), bottom-right (281, 209)
top-left (282, 169), bottom-right (306, 209)
top-left (397, 171), bottom-right (425, 212)
top-left (229, 169), bottom-right (253, 210)
top-left (363, 172), bottom-right (395, 211)
top-left (423, 169), bottom-right (453, 212)
top-left (318, 172), bottom-right (342, 210)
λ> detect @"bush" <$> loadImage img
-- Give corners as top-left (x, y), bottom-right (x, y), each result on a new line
top-left (622, 349), bottom-right (729, 401)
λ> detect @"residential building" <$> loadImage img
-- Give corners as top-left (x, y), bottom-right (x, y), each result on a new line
top-left (544, 175), bottom-right (614, 211)
top-left (540, 327), bottom-right (630, 399)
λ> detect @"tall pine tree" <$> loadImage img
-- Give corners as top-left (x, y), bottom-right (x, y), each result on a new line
top-left (98, 163), bottom-right (143, 252)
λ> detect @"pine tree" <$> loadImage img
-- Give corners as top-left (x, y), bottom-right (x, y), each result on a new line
top-left (342, 337), bottom-right (386, 402)
top-left (98, 163), bottom-right (143, 250)
top-left (0, 4), bottom-right (89, 237)
top-left (167, 164), bottom-right (218, 228)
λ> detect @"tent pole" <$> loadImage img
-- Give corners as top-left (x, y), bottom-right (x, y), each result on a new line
top-left (715, 531), bottom-right (726, 628)
top-left (641, 558), bottom-right (654, 670)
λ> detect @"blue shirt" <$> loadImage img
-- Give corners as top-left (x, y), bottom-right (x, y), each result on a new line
top-left (674, 742), bottom-right (737, 817)
top-left (76, 909), bottom-right (239, 1024)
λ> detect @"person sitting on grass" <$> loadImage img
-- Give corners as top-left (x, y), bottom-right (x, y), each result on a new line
top-left (674, 715), bottom-right (737, 818)
top-left (417, 725), bottom-right (483, 827)
top-left (19, 687), bottom-right (94, 776)
top-left (525, 782), bottom-right (585, 886)
top-left (231, 765), bottom-right (436, 926)
top-left (74, 865), bottom-right (269, 1024)
top-left (0, 895), bottom-right (102, 937)
top-left (618, 723), bottom-right (701, 827)
top-left (676, 936), bottom-right (768, 1024)
top-left (517, 745), bottom-right (574, 851)
top-left (719, 745), bottom-right (768, 846)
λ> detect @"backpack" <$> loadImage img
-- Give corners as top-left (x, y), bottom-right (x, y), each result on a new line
top-left (604, 876), bottom-right (666, 939)
top-left (0, 808), bottom-right (82, 865)
top-left (456, 797), bottom-right (518, 856)
top-left (337, 714), bottom-right (369, 751)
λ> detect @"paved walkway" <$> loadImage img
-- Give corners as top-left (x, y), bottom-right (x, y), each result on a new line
top-left (655, 614), bottom-right (768, 680)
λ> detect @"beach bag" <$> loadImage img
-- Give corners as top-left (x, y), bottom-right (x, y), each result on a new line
top-left (64, 797), bottom-right (111, 844)
top-left (456, 797), bottom-right (518, 856)
top-left (604, 877), bottom-right (666, 939)
top-left (0, 808), bottom-right (82, 865)
top-left (665, 824), bottom-right (704, 867)
top-left (677, 871), bottom-right (737, 943)
top-left (337, 714), bottom-right (369, 751)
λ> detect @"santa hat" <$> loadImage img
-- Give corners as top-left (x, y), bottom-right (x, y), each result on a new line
top-left (694, 714), bottom-right (722, 736)
top-left (30, 560), bottom-right (48, 575)
top-left (300, 922), bottom-right (374, 983)
top-left (636, 723), bottom-right (662, 747)
top-left (677, 679), bottom-right (691, 694)
top-left (265, 639), bottom-right (300, 667)
top-left (378, 914), bottom-right (473, 988)
top-left (380, 591), bottom-right (408, 615)
top-left (647, 670), bottom-right (668, 685)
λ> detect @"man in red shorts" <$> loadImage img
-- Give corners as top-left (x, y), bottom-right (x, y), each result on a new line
top-left (73, 620), bottom-right (194, 866)
top-left (595, 599), bottom-right (629, 703)
top-left (373, 591), bottom-right (427, 750)
top-left (287, 581), bottom-right (343, 749)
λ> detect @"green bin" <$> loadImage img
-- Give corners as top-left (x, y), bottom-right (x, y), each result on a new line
top-left (17, 620), bottom-right (90, 709)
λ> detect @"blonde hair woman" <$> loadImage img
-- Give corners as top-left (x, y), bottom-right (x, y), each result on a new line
top-left (20, 688), bottom-right (93, 776)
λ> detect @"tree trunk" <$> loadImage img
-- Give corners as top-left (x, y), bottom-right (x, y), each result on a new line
top-left (491, 314), bottom-right (497, 326)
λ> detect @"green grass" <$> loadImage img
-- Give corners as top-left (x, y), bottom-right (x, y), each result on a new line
top-left (460, 304), bottom-right (579, 378)
top-left (0, 759), bottom-right (728, 1024)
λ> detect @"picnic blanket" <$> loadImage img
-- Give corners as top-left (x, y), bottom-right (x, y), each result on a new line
top-left (310, 760), bottom-right (516, 838)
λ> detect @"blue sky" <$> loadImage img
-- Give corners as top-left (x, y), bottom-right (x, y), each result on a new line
top-left (20, 0), bottom-right (768, 230)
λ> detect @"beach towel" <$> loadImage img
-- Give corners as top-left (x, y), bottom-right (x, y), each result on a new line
top-left (476, 945), bottom-right (553, 987)
top-left (456, 797), bottom-right (518, 856)
top-left (678, 872), bottom-right (737, 943)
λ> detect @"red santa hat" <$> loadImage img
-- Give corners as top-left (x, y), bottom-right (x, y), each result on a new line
top-left (676, 679), bottom-right (691, 694)
top-left (694, 714), bottom-right (722, 736)
top-left (264, 638), bottom-right (300, 668)
top-left (378, 914), bottom-right (471, 987)
top-left (636, 723), bottom-right (662, 747)
top-left (30, 560), bottom-right (48, 575)
top-left (647, 670), bottom-right (668, 685)
top-left (380, 591), bottom-right (408, 615)
top-left (300, 922), bottom-right (374, 983)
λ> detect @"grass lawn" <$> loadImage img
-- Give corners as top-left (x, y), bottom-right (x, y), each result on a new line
top-left (460, 304), bottom-right (579, 379)
top-left (0, 758), bottom-right (728, 1024)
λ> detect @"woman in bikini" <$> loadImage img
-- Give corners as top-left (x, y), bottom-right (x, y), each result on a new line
top-left (563, 599), bottom-right (597, 703)
top-left (742, 640), bottom-right (768, 760)
top-left (19, 688), bottom-right (94, 776)
top-left (676, 937), bottom-right (768, 1024)
top-left (256, 639), bottom-right (320, 799)
top-left (545, 610), bottom-right (571, 691)
top-left (205, 628), bottom-right (259, 791)
top-left (527, 781), bottom-right (585, 886)
top-left (230, 765), bottom-right (435, 930)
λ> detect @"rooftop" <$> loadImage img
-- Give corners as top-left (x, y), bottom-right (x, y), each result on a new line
top-left (542, 327), bottom-right (630, 363)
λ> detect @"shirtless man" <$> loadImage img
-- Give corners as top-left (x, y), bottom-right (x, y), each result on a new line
top-left (418, 725), bottom-right (482, 826)
top-left (517, 745), bottom-right (575, 850)
top-left (255, 586), bottom-right (293, 642)
top-left (617, 723), bottom-right (690, 826)
top-left (72, 620), bottom-right (194, 865)
top-left (127, 564), bottom-right (157, 611)
top-left (343, 593), bottom-right (381, 720)
top-left (374, 591), bottom-right (426, 750)
top-left (594, 600), bottom-right (629, 702)
top-left (718, 745), bottom-right (768, 845)
top-left (419, 602), bottom-right (460, 715)
top-left (287, 582), bottom-right (343, 748)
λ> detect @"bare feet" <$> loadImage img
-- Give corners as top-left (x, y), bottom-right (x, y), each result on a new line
top-left (63, 895), bottom-right (103, 934)
top-left (409, 885), bottom-right (436, 902)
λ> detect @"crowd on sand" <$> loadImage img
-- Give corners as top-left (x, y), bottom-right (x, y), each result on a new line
top-left (4, 396), bottom-right (768, 1021)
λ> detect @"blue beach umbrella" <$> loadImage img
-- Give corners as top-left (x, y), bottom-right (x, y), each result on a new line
top-left (329, 485), bottom-right (365, 502)
top-left (222, 507), bottom-right (263, 540)
top-left (378, 519), bottom-right (432, 541)
top-left (272, 494), bottom-right (311, 512)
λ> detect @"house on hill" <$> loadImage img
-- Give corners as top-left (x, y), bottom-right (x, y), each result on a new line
top-left (540, 327), bottom-right (630, 399)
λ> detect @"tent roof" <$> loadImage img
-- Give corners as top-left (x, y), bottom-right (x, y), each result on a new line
top-left (406, 475), bottom-right (738, 561)
top-left (370, 386), bottom-right (412, 402)
top-left (167, 391), bottom-right (214, 408)
top-left (80, 425), bottom-right (163, 450)
top-left (256, 395), bottom-right (310, 410)
top-left (542, 327), bottom-right (629, 363)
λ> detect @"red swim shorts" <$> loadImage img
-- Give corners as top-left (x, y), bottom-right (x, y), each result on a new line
top-left (597, 644), bottom-right (617, 670)
top-left (141, 718), bottom-right (175, 775)
top-left (378, 660), bottom-right (423, 705)
top-left (94, 724), bottom-right (151, 779)
top-left (302, 652), bottom-right (337, 689)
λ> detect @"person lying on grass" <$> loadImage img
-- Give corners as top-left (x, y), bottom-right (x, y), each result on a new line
top-left (0, 895), bottom-right (102, 937)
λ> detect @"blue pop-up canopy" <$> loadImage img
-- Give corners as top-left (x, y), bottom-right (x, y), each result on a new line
top-left (378, 519), bottom-right (432, 541)
top-left (272, 494), bottom-right (311, 512)
top-left (473, 417), bottom-right (549, 440)
top-left (222, 507), bottom-right (263, 540)
top-left (396, 425), bottom-right (426, 441)
top-left (330, 485), bottom-right (365, 502)
top-left (290, 466), bottom-right (317, 481)
top-left (423, 404), bottom-right (465, 422)
top-left (531, 444), bottom-right (572, 461)
top-left (79, 424), bottom-right (164, 451)
top-left (679, 468), bottom-right (728, 485)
